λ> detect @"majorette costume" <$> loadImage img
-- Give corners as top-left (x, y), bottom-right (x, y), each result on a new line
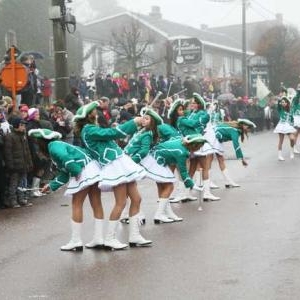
top-left (141, 134), bottom-right (206, 187)
top-left (214, 119), bottom-right (256, 159)
top-left (76, 110), bottom-right (145, 191)
top-left (273, 96), bottom-right (296, 134)
top-left (74, 102), bottom-right (151, 249)
top-left (141, 134), bottom-right (206, 223)
top-left (28, 128), bottom-right (101, 196)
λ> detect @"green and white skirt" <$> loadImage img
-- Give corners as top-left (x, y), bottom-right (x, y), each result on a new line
top-left (65, 160), bottom-right (101, 195)
top-left (98, 154), bottom-right (146, 192)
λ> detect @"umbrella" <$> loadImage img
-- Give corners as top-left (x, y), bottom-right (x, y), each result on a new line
top-left (19, 51), bottom-right (45, 60)
top-left (217, 93), bottom-right (235, 102)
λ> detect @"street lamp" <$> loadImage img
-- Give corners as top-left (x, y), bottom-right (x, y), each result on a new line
top-left (208, 0), bottom-right (248, 96)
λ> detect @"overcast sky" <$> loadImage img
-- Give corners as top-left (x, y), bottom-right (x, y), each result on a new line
top-left (116, 0), bottom-right (300, 29)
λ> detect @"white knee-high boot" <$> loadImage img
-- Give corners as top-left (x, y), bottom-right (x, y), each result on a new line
top-left (165, 200), bottom-right (183, 222)
top-left (278, 150), bottom-right (285, 161)
top-left (290, 147), bottom-right (295, 159)
top-left (61, 220), bottom-right (83, 251)
top-left (104, 220), bottom-right (128, 250)
top-left (222, 169), bottom-right (240, 188)
top-left (129, 214), bottom-right (152, 247)
top-left (154, 198), bottom-right (174, 224)
top-left (203, 179), bottom-right (220, 201)
top-left (85, 218), bottom-right (104, 249)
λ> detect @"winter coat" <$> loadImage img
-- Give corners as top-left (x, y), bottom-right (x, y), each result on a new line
top-left (4, 130), bottom-right (33, 173)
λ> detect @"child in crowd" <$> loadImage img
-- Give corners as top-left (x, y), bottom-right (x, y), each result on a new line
top-left (4, 117), bottom-right (33, 208)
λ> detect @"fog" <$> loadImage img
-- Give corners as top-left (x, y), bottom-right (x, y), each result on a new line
top-left (72, 0), bottom-right (300, 29)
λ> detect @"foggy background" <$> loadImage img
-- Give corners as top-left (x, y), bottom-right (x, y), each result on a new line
top-left (71, 0), bottom-right (300, 28)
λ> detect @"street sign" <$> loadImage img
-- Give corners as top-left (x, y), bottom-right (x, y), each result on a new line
top-left (0, 63), bottom-right (28, 92)
top-left (172, 38), bottom-right (202, 65)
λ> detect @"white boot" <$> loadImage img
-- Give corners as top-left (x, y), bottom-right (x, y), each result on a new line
top-left (290, 147), bottom-right (295, 159)
top-left (185, 188), bottom-right (197, 201)
top-left (210, 180), bottom-right (219, 189)
top-left (137, 210), bottom-right (146, 225)
top-left (104, 220), bottom-right (128, 250)
top-left (154, 198), bottom-right (174, 224)
top-left (278, 150), bottom-right (285, 161)
top-left (85, 218), bottom-right (104, 249)
top-left (61, 220), bottom-right (83, 251)
top-left (129, 214), bottom-right (152, 247)
top-left (294, 145), bottom-right (300, 154)
top-left (203, 179), bottom-right (220, 201)
top-left (170, 180), bottom-right (188, 203)
top-left (165, 200), bottom-right (183, 222)
top-left (31, 177), bottom-right (44, 197)
top-left (222, 169), bottom-right (240, 188)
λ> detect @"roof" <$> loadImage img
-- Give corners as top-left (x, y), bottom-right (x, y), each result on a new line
top-left (80, 11), bottom-right (246, 54)
top-left (79, 10), bottom-right (280, 54)
top-left (209, 19), bottom-right (282, 51)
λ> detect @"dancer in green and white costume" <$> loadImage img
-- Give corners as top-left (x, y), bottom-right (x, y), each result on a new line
top-left (74, 101), bottom-right (151, 250)
top-left (29, 128), bottom-right (103, 252)
top-left (291, 85), bottom-right (300, 154)
top-left (273, 96), bottom-right (296, 161)
top-left (141, 134), bottom-right (206, 223)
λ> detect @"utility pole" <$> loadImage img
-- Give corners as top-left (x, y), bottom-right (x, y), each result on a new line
top-left (209, 0), bottom-right (249, 96)
top-left (50, 0), bottom-right (70, 100)
top-left (242, 0), bottom-right (248, 97)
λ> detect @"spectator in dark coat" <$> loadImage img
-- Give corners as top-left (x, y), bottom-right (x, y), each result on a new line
top-left (64, 87), bottom-right (82, 114)
top-left (4, 117), bottom-right (33, 208)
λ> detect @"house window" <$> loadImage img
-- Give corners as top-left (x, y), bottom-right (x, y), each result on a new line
top-left (234, 58), bottom-right (242, 75)
top-left (205, 53), bottom-right (213, 69)
top-left (5, 30), bottom-right (17, 49)
top-left (223, 56), bottom-right (233, 75)
top-left (49, 36), bottom-right (54, 57)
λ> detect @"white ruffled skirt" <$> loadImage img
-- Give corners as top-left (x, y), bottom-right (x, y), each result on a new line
top-left (274, 121), bottom-right (296, 134)
top-left (140, 155), bottom-right (176, 183)
top-left (65, 160), bottom-right (101, 196)
top-left (294, 115), bottom-right (300, 128)
top-left (194, 124), bottom-right (216, 156)
top-left (98, 154), bottom-right (146, 192)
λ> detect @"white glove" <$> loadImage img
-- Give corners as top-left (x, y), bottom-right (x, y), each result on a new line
top-left (192, 185), bottom-right (204, 192)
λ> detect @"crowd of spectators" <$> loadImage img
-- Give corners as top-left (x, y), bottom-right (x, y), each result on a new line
top-left (0, 70), bottom-right (281, 210)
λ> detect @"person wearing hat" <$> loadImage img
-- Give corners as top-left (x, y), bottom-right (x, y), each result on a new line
top-left (200, 101), bottom-right (240, 190)
top-left (4, 117), bottom-right (33, 208)
top-left (73, 101), bottom-right (151, 249)
top-left (140, 133), bottom-right (206, 223)
top-left (29, 128), bottom-right (103, 251)
top-left (213, 119), bottom-right (256, 185)
top-left (122, 108), bottom-right (164, 224)
top-left (291, 86), bottom-right (300, 154)
top-left (26, 107), bottom-right (52, 197)
top-left (273, 96), bottom-right (296, 160)
top-left (165, 98), bottom-right (196, 203)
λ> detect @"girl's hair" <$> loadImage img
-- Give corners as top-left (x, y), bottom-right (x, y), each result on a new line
top-left (280, 98), bottom-right (290, 111)
top-left (170, 104), bottom-right (184, 128)
top-left (145, 115), bottom-right (159, 145)
top-left (225, 121), bottom-right (248, 142)
top-left (37, 139), bottom-right (50, 157)
top-left (74, 114), bottom-right (96, 137)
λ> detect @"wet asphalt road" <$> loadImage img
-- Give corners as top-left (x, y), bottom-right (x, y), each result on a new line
top-left (1, 130), bottom-right (300, 300)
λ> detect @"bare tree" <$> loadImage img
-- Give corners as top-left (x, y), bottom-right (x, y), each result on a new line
top-left (108, 20), bottom-right (163, 75)
top-left (256, 24), bottom-right (300, 93)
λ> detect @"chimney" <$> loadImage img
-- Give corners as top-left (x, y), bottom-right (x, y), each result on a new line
top-left (149, 6), bottom-right (162, 19)
top-left (275, 13), bottom-right (283, 24)
top-left (200, 24), bottom-right (208, 31)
